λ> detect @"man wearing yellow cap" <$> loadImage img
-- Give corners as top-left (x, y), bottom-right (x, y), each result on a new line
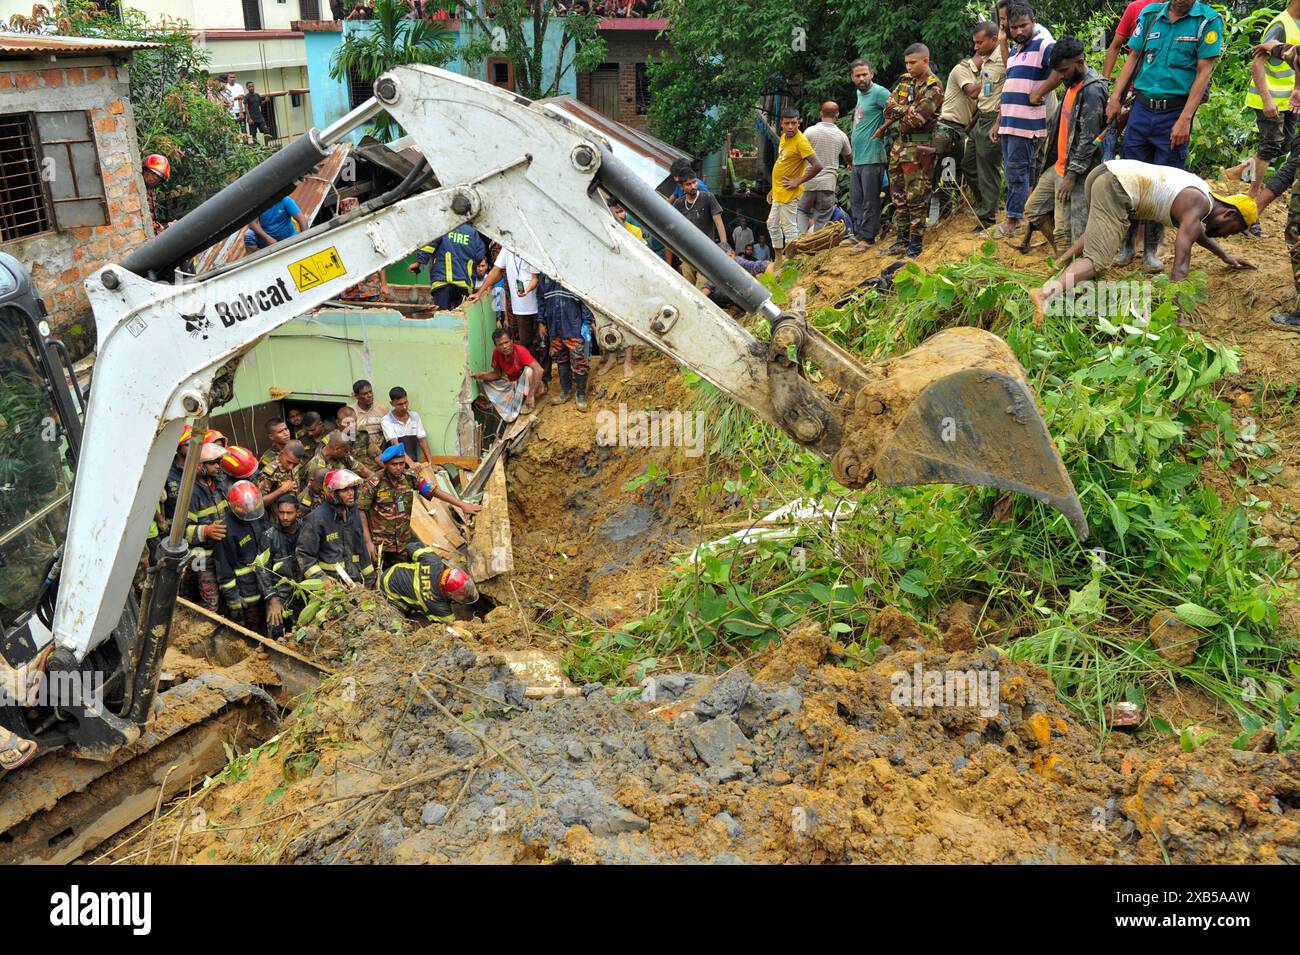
top-left (1031, 158), bottom-right (1255, 323)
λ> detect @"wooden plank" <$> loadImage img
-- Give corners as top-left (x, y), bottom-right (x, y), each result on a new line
top-left (468, 457), bottom-right (512, 582)
top-left (427, 455), bottom-right (480, 469)
top-left (409, 491), bottom-right (462, 559)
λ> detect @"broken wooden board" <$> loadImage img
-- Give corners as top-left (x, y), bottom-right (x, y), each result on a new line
top-left (409, 492), bottom-right (463, 559)
top-left (468, 456), bottom-right (512, 582)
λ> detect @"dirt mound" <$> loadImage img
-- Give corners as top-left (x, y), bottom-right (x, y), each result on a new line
top-left (491, 351), bottom-right (713, 630)
top-left (126, 610), bottom-right (1298, 865)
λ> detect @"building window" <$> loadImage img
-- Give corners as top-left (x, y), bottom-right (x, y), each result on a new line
top-left (347, 66), bottom-right (372, 109)
top-left (488, 59), bottom-right (514, 92)
top-left (299, 0), bottom-right (321, 19)
top-left (634, 62), bottom-right (650, 115)
top-left (242, 0), bottom-right (263, 30)
top-left (0, 114), bottom-right (53, 242)
top-left (0, 110), bottom-right (108, 243)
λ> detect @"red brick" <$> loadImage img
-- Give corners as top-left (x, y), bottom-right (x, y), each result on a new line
top-left (94, 115), bottom-right (117, 133)
top-left (108, 98), bottom-right (124, 115)
top-left (71, 227), bottom-right (93, 241)
top-left (59, 267), bottom-right (80, 284)
top-left (0, 73), bottom-right (11, 90)
top-left (86, 66), bottom-right (106, 81)
top-left (14, 70), bottom-right (38, 89)
top-left (41, 69), bottom-right (64, 88)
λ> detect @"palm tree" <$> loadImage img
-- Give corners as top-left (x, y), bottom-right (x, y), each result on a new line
top-left (329, 0), bottom-right (457, 142)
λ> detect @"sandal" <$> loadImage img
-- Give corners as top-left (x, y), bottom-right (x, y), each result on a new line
top-left (0, 728), bottom-right (38, 773)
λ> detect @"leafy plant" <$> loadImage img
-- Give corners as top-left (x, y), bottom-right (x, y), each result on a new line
top-left (330, 0), bottom-right (458, 142)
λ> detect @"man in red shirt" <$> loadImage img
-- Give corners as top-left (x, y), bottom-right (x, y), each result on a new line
top-left (472, 328), bottom-right (546, 420)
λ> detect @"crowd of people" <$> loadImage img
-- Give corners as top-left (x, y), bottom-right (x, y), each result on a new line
top-left (714, 1), bottom-right (1293, 327)
top-left (150, 381), bottom-right (485, 642)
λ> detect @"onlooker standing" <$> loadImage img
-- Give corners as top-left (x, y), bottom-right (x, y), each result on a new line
top-left (1223, 0), bottom-right (1300, 222)
top-left (668, 170), bottom-right (728, 285)
top-left (934, 50), bottom-right (981, 219)
top-left (1108, 0), bottom-right (1224, 270)
top-left (474, 246), bottom-right (541, 358)
top-left (799, 102), bottom-right (852, 234)
top-left (244, 81), bottom-right (271, 141)
top-left (381, 386), bottom-right (434, 463)
top-left (766, 108), bottom-right (823, 260)
top-left (880, 44), bottom-right (944, 259)
top-left (752, 234), bottom-right (773, 261)
top-left (970, 21), bottom-right (1006, 231)
top-left (994, 2), bottom-right (1055, 239)
top-left (849, 58), bottom-right (891, 248)
top-left (731, 219), bottom-right (755, 251)
top-left (224, 73), bottom-right (244, 128)
top-left (1100, 1), bottom-right (1161, 161)
top-left (1021, 37), bottom-right (1108, 253)
top-left (538, 275), bottom-right (594, 411)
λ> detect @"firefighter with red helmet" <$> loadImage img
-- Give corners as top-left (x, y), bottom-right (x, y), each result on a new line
top-left (183, 442), bottom-right (232, 611)
top-left (219, 445), bottom-right (260, 482)
top-left (295, 469), bottom-right (375, 587)
top-left (379, 542), bottom-right (479, 624)
top-left (213, 480), bottom-right (273, 630)
top-left (142, 153), bottom-right (171, 235)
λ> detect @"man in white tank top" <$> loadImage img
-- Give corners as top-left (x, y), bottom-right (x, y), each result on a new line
top-left (1031, 160), bottom-right (1256, 324)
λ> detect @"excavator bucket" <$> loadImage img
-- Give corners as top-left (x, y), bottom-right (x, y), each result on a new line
top-left (832, 327), bottom-right (1089, 539)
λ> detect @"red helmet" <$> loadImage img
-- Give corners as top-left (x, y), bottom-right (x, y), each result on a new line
top-left (199, 441), bottom-right (226, 464)
top-left (324, 468), bottom-right (362, 503)
top-left (177, 424), bottom-right (193, 447)
top-left (439, 566), bottom-right (479, 605)
top-left (220, 445), bottom-right (259, 479)
top-left (227, 480), bottom-right (264, 521)
top-left (144, 153), bottom-right (171, 181)
top-left (203, 428), bottom-right (226, 446)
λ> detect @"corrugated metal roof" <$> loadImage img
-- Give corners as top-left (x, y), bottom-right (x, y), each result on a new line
top-left (0, 33), bottom-right (163, 55)
top-left (538, 96), bottom-right (691, 189)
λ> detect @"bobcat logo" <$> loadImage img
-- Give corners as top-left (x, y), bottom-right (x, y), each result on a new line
top-left (182, 307), bottom-right (213, 340)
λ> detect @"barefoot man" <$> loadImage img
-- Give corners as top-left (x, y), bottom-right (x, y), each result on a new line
top-left (1030, 159), bottom-right (1256, 324)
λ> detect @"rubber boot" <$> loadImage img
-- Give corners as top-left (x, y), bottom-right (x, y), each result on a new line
top-left (1113, 222), bottom-right (1138, 265)
top-left (574, 373), bottom-right (589, 412)
top-left (903, 232), bottom-right (923, 259)
top-left (1142, 223), bottom-right (1164, 272)
top-left (554, 361), bottom-right (572, 403)
top-left (880, 232), bottom-right (909, 256)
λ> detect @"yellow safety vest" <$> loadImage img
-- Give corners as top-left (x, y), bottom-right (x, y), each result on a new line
top-left (1246, 11), bottom-right (1300, 111)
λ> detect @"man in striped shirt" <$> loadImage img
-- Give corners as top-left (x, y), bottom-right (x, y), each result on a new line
top-left (993, 1), bottom-right (1055, 238)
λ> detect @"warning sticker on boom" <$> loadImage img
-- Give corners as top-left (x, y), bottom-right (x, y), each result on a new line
top-left (287, 247), bottom-right (347, 292)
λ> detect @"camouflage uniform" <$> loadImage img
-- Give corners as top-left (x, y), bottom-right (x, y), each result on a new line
top-left (258, 445), bottom-right (280, 473)
top-left (258, 457), bottom-right (301, 503)
top-left (306, 449), bottom-right (373, 483)
top-left (883, 72), bottom-right (944, 240)
top-left (358, 470), bottom-right (427, 561)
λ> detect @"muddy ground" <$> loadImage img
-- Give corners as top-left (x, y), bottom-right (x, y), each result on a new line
top-left (95, 193), bottom-right (1300, 865)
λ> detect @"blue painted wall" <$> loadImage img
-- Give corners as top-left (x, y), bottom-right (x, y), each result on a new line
top-left (304, 19), bottom-right (579, 137)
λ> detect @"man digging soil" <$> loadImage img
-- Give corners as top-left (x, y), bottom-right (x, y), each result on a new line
top-left (1030, 159), bottom-right (1256, 325)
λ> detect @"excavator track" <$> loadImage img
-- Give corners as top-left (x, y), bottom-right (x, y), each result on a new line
top-left (0, 603), bottom-right (329, 864)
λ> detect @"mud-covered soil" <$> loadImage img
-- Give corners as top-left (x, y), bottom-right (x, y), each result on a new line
top-left (114, 602), bottom-right (1299, 864)
top-left (94, 193), bottom-right (1300, 866)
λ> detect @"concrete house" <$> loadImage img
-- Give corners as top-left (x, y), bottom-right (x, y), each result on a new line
top-left (0, 34), bottom-right (156, 356)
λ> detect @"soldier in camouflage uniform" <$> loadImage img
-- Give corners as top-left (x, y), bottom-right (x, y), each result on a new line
top-left (879, 44), bottom-right (944, 259)
top-left (306, 431), bottom-right (375, 484)
top-left (258, 440), bottom-right (306, 509)
top-left (359, 445), bottom-right (482, 567)
top-left (1256, 40), bottom-right (1300, 331)
top-left (258, 416), bottom-right (292, 473)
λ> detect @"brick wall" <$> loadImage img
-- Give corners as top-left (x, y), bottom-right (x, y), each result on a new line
top-left (578, 30), bottom-right (670, 130)
top-left (0, 61), bottom-right (150, 358)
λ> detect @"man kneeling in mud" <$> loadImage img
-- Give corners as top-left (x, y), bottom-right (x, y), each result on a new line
top-left (1030, 159), bottom-right (1255, 324)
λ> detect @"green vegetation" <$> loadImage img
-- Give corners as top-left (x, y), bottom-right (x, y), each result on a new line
top-left (559, 247), bottom-right (1298, 748)
top-left (8, 0), bottom-right (271, 219)
top-left (329, 0), bottom-right (458, 142)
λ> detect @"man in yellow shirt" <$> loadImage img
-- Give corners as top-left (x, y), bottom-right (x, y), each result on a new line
top-left (767, 108), bottom-right (823, 260)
